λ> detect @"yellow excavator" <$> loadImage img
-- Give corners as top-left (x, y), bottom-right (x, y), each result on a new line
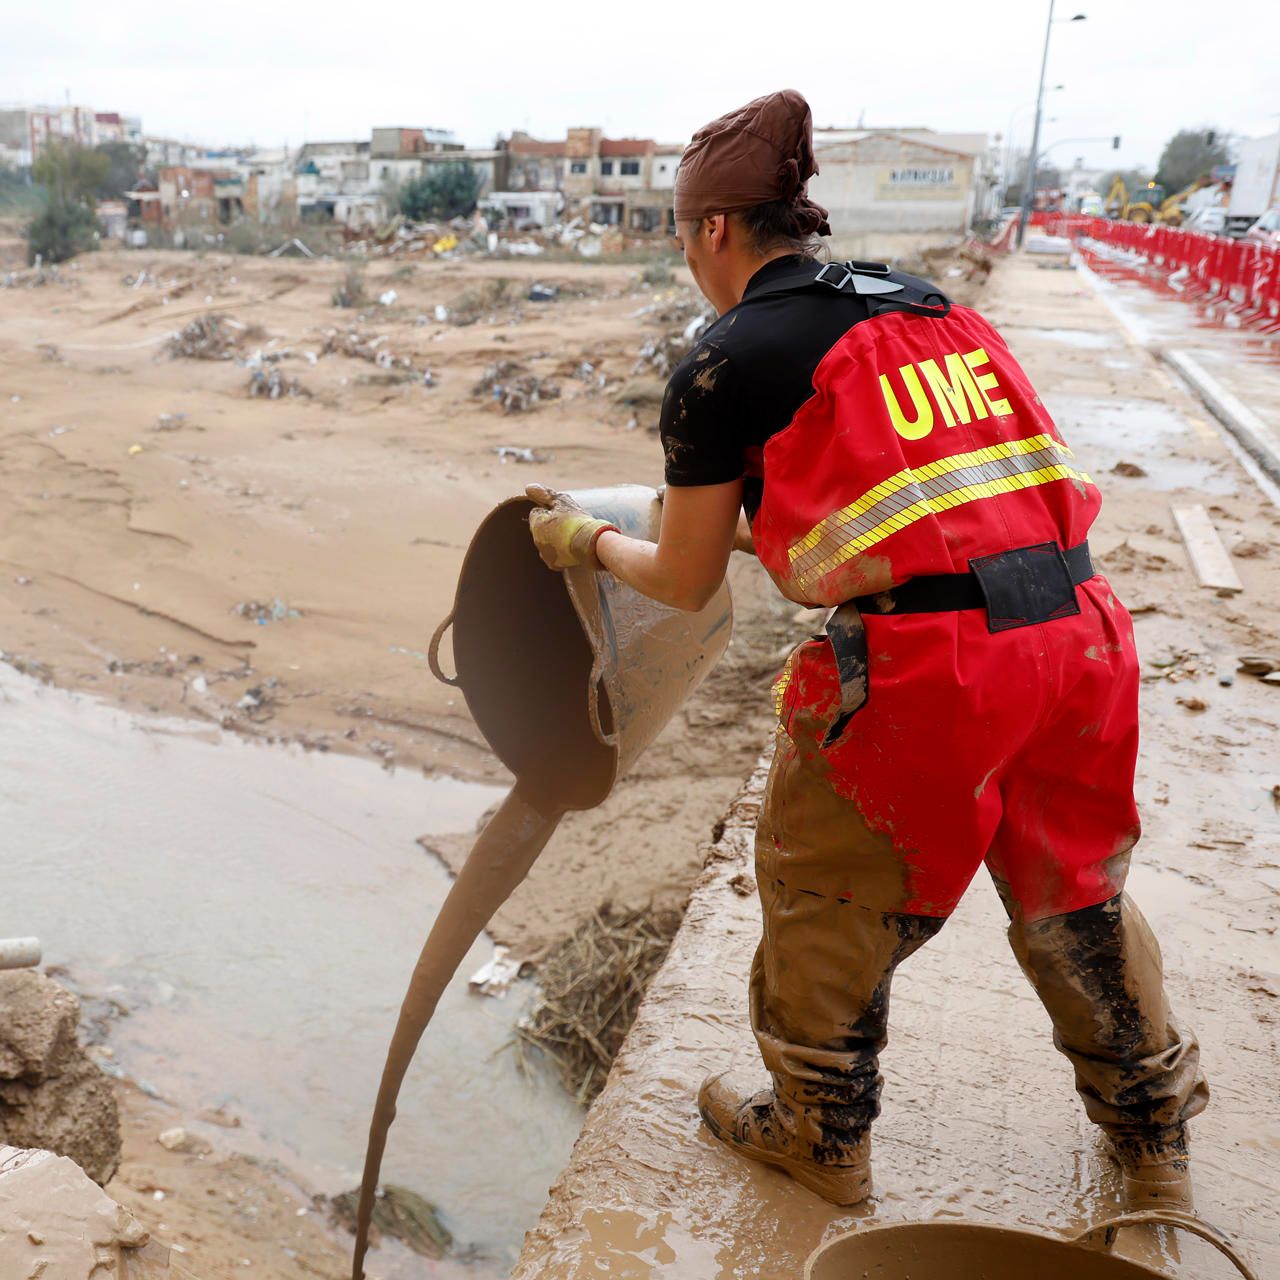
top-left (1104, 174), bottom-right (1130, 218)
top-left (1105, 175), bottom-right (1210, 226)
top-left (1123, 181), bottom-right (1166, 223)
top-left (1154, 176), bottom-right (1211, 227)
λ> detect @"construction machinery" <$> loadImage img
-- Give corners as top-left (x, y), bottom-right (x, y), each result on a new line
top-left (1103, 175), bottom-right (1129, 218)
top-left (1123, 181), bottom-right (1166, 223)
top-left (1155, 176), bottom-right (1213, 227)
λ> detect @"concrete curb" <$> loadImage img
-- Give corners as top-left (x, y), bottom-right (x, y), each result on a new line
top-left (1161, 349), bottom-right (1280, 489)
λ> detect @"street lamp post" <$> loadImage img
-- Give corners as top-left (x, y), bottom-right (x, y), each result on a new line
top-left (1017, 3), bottom-right (1086, 248)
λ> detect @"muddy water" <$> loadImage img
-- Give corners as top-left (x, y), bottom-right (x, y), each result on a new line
top-left (0, 664), bottom-right (583, 1271)
top-left (1046, 392), bottom-right (1238, 495)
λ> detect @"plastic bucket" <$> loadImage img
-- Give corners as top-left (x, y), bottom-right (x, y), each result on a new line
top-left (429, 483), bottom-right (733, 809)
top-left (804, 1211), bottom-right (1257, 1280)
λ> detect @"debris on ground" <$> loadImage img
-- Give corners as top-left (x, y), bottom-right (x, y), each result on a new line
top-left (166, 315), bottom-right (246, 360)
top-left (0, 970), bottom-right (121, 1184)
top-left (152, 412), bottom-right (190, 432)
top-left (319, 328), bottom-right (414, 373)
top-left (1173, 503), bottom-right (1244, 594)
top-left (233, 599), bottom-right (300, 625)
top-left (1112, 460), bottom-right (1148, 477)
top-left (449, 277), bottom-right (515, 326)
top-left (1238, 654), bottom-right (1280, 679)
top-left (515, 904), bottom-right (683, 1104)
top-left (327, 1185), bottom-right (452, 1259)
top-left (1232, 539), bottom-right (1268, 559)
top-left (528, 283), bottom-right (559, 303)
top-left (632, 333), bottom-right (688, 378)
top-left (493, 446), bottom-right (552, 464)
top-left (247, 368), bottom-right (309, 399)
top-left (469, 945), bottom-right (524, 996)
top-left (472, 360), bottom-right (560, 413)
top-left (267, 237), bottom-right (315, 259)
top-left (331, 267), bottom-right (367, 309)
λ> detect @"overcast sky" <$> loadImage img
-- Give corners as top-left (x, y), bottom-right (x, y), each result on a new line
top-left (4, 0), bottom-right (1277, 173)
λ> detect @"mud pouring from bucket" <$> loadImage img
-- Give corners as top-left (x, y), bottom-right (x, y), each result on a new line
top-left (349, 485), bottom-right (732, 1279)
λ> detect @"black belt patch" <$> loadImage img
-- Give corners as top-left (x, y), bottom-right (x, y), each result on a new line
top-left (969, 542), bottom-right (1081, 633)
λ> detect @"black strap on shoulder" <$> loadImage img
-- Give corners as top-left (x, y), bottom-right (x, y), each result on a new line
top-left (744, 259), bottom-right (952, 319)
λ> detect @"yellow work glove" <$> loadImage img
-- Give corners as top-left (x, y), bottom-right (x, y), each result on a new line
top-left (525, 484), bottom-right (619, 572)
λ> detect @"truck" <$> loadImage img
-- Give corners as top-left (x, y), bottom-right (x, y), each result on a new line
top-left (1227, 132), bottom-right (1280, 237)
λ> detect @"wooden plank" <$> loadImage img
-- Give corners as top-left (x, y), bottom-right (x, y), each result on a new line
top-left (1172, 504), bottom-right (1245, 593)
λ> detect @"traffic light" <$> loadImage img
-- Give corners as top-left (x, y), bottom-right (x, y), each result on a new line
top-left (1112, 136), bottom-right (1121, 150)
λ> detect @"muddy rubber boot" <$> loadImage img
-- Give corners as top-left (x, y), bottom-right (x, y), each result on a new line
top-left (1107, 1129), bottom-right (1194, 1211)
top-left (698, 1071), bottom-right (872, 1206)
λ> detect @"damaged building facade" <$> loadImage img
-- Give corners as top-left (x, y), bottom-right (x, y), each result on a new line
top-left (491, 128), bottom-right (683, 232)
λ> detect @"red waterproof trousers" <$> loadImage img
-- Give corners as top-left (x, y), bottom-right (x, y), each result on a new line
top-left (772, 577), bottom-right (1141, 921)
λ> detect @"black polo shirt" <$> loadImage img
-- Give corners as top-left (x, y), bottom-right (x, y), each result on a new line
top-left (660, 254), bottom-right (880, 518)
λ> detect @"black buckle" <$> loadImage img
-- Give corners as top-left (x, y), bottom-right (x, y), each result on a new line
top-left (815, 261), bottom-right (856, 291)
top-left (814, 261), bottom-right (904, 297)
top-left (969, 542), bottom-right (1081, 634)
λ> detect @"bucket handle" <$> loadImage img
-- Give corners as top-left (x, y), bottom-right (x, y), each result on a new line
top-left (1072, 1210), bottom-right (1259, 1280)
top-left (427, 611), bottom-right (460, 687)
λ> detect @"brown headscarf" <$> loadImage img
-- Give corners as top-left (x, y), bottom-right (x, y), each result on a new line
top-left (674, 89), bottom-right (831, 237)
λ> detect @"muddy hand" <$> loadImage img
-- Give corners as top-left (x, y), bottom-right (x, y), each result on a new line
top-left (525, 484), bottom-right (619, 572)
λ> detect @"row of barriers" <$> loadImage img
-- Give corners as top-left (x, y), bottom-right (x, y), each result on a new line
top-left (994, 212), bottom-right (1280, 334)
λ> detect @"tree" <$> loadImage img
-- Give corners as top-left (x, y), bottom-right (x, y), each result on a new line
top-left (93, 141), bottom-right (145, 199)
top-left (399, 162), bottom-right (480, 221)
top-left (32, 142), bottom-right (110, 202)
top-left (26, 142), bottom-right (108, 264)
top-left (1155, 128), bottom-right (1231, 195)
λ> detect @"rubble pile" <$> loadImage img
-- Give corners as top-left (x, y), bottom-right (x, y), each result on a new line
top-left (472, 360), bottom-right (561, 414)
top-left (320, 328), bottom-right (414, 372)
top-left (165, 314), bottom-right (246, 361)
top-left (247, 368), bottom-right (310, 400)
top-left (632, 333), bottom-right (689, 378)
top-left (0, 970), bottom-right (121, 1185)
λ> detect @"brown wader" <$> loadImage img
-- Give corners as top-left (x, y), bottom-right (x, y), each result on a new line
top-left (706, 714), bottom-right (1209, 1205)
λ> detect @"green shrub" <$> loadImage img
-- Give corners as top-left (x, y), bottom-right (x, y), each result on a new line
top-left (24, 196), bottom-right (99, 264)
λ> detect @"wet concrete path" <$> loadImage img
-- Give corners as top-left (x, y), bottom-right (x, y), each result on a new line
top-left (512, 251), bottom-right (1280, 1279)
top-left (0, 663), bottom-right (583, 1273)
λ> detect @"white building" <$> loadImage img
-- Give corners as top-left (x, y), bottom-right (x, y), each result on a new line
top-left (808, 128), bottom-right (996, 253)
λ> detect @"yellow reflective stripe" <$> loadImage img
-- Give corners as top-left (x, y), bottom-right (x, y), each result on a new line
top-left (772, 650), bottom-right (797, 717)
top-left (791, 463), bottom-right (1092, 594)
top-left (787, 432), bottom-right (1075, 566)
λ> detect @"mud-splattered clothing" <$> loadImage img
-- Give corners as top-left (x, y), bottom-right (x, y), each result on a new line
top-left (663, 256), bottom-right (1207, 1162)
top-left (661, 254), bottom-right (871, 512)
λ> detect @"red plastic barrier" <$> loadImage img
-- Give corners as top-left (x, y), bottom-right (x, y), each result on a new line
top-left (1062, 217), bottom-right (1280, 331)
